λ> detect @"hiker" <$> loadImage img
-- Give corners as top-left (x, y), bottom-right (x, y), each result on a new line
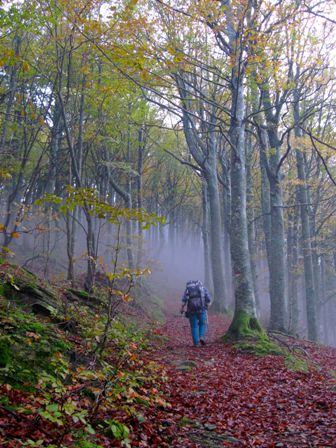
top-left (180, 280), bottom-right (211, 347)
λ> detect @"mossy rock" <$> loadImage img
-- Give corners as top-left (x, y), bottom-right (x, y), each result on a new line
top-left (66, 288), bottom-right (103, 308)
top-left (189, 430), bottom-right (240, 447)
top-left (178, 416), bottom-right (200, 427)
top-left (0, 264), bottom-right (59, 316)
top-left (174, 359), bottom-right (198, 371)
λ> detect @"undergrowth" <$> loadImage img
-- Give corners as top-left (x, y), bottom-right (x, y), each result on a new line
top-left (0, 306), bottom-right (71, 390)
top-left (0, 271), bottom-right (168, 448)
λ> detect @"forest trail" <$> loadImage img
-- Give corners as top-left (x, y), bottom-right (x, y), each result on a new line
top-left (0, 281), bottom-right (335, 448)
top-left (144, 312), bottom-right (336, 448)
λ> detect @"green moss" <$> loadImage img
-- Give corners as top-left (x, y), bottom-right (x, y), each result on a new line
top-left (0, 305), bottom-right (73, 389)
top-left (178, 416), bottom-right (197, 427)
top-left (21, 321), bottom-right (46, 333)
top-left (222, 310), bottom-right (285, 356)
top-left (54, 338), bottom-right (72, 351)
top-left (284, 354), bottom-right (310, 372)
top-left (175, 360), bottom-right (198, 371)
top-left (69, 289), bottom-right (91, 299)
top-left (223, 310), bottom-right (264, 342)
top-left (2, 283), bottom-right (15, 300)
top-left (0, 337), bottom-right (11, 367)
top-left (74, 442), bottom-right (104, 448)
top-left (234, 338), bottom-right (283, 356)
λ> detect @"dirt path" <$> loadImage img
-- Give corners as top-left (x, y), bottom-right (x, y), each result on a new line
top-left (143, 313), bottom-right (336, 448)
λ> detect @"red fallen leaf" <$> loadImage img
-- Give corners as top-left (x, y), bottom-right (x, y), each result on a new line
top-left (25, 331), bottom-right (41, 340)
top-left (1, 308), bottom-right (336, 448)
top-left (139, 311), bottom-right (336, 447)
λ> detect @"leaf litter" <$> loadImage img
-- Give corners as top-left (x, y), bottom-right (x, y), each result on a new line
top-left (144, 313), bottom-right (336, 447)
top-left (0, 312), bottom-right (335, 447)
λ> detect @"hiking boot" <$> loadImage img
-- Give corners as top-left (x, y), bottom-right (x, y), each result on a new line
top-left (200, 338), bottom-right (206, 346)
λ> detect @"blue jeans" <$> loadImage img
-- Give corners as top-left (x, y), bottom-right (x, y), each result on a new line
top-left (189, 311), bottom-right (207, 346)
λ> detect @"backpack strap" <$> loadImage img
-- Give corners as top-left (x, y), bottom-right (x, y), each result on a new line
top-left (200, 286), bottom-right (205, 308)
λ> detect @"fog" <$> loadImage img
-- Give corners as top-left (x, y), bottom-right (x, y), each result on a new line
top-left (4, 212), bottom-right (336, 348)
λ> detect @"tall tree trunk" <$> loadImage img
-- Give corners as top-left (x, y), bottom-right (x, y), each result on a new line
top-left (220, 153), bottom-right (233, 305)
top-left (203, 159), bottom-right (226, 311)
top-left (268, 170), bottom-right (287, 331)
top-left (0, 35), bottom-right (21, 154)
top-left (136, 127), bottom-right (145, 268)
top-left (201, 180), bottom-right (213, 292)
top-left (258, 80), bottom-right (287, 332)
top-left (246, 133), bottom-right (258, 308)
top-left (66, 211), bottom-right (75, 282)
top-left (175, 73), bottom-right (226, 310)
top-left (321, 254), bottom-right (333, 345)
top-left (295, 150), bottom-right (317, 340)
top-left (294, 98), bottom-right (317, 341)
top-left (226, 61), bottom-right (259, 339)
top-left (287, 200), bottom-right (299, 335)
top-left (84, 211), bottom-right (96, 292)
top-left (320, 255), bottom-right (327, 343)
top-left (126, 119), bottom-right (134, 270)
top-left (257, 114), bottom-right (287, 331)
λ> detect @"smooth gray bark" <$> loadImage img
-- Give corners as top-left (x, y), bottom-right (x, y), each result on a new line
top-left (320, 255), bottom-right (327, 342)
top-left (219, 152), bottom-right (233, 305)
top-left (257, 128), bottom-right (287, 332)
top-left (126, 120), bottom-right (134, 270)
top-left (67, 73), bottom-right (86, 284)
top-left (287, 201), bottom-right (299, 335)
top-left (202, 180), bottom-right (213, 293)
top-left (256, 127), bottom-right (272, 264)
top-left (206, 0), bottom-right (258, 326)
top-left (228, 74), bottom-right (256, 318)
top-left (246, 133), bottom-right (258, 306)
top-left (47, 100), bottom-right (62, 195)
top-left (176, 74), bottom-right (226, 309)
top-left (136, 127), bottom-right (145, 268)
top-left (268, 168), bottom-right (287, 331)
top-left (294, 100), bottom-right (317, 341)
top-left (260, 86), bottom-right (287, 331)
top-left (203, 151), bottom-right (226, 311)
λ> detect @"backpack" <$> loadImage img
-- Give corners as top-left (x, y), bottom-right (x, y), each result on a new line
top-left (186, 281), bottom-right (204, 314)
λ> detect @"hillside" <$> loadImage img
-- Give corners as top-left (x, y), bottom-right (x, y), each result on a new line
top-left (0, 264), bottom-right (335, 447)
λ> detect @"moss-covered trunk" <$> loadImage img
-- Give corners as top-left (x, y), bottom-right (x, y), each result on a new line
top-left (225, 310), bottom-right (263, 341)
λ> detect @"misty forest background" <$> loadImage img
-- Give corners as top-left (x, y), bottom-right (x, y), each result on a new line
top-left (1, 0), bottom-right (336, 346)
